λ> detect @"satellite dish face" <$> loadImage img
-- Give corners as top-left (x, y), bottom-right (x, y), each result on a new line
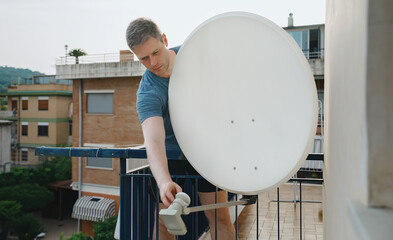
top-left (169, 12), bottom-right (318, 195)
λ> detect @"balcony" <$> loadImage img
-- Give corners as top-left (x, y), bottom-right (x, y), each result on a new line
top-left (35, 147), bottom-right (323, 240)
top-left (302, 49), bottom-right (324, 60)
top-left (0, 110), bottom-right (17, 119)
top-left (302, 49), bottom-right (324, 77)
top-left (55, 53), bottom-right (145, 79)
top-left (10, 75), bottom-right (72, 86)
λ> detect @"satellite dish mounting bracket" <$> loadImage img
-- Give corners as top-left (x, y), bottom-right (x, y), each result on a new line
top-left (159, 192), bottom-right (257, 235)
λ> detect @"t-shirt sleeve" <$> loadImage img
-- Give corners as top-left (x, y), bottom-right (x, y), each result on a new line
top-left (136, 86), bottom-right (163, 124)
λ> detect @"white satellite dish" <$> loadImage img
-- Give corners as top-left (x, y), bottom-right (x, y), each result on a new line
top-left (169, 12), bottom-right (318, 195)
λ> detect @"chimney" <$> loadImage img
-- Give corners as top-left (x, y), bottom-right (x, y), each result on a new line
top-left (288, 13), bottom-right (294, 27)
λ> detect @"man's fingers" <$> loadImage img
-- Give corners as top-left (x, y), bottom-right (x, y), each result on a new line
top-left (161, 191), bottom-right (171, 207)
top-left (166, 189), bottom-right (175, 203)
top-left (159, 182), bottom-right (182, 207)
top-left (160, 191), bottom-right (174, 207)
top-left (175, 185), bottom-right (182, 193)
top-left (162, 197), bottom-right (170, 207)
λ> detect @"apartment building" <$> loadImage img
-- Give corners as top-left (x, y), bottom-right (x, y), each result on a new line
top-left (285, 14), bottom-right (325, 108)
top-left (285, 14), bottom-right (325, 157)
top-left (0, 75), bottom-right (72, 165)
top-left (56, 50), bottom-right (145, 235)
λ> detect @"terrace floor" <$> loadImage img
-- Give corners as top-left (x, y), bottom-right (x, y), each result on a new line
top-left (37, 183), bottom-right (323, 240)
top-left (235, 183), bottom-right (323, 240)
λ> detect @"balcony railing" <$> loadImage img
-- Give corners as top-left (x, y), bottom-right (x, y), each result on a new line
top-left (0, 110), bottom-right (17, 118)
top-left (35, 147), bottom-right (323, 240)
top-left (302, 49), bottom-right (325, 59)
top-left (56, 52), bottom-right (135, 65)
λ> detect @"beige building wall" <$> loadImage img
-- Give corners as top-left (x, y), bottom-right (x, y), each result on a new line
top-left (18, 96), bottom-right (71, 146)
top-left (18, 149), bottom-right (41, 165)
top-left (55, 122), bottom-right (70, 144)
top-left (6, 84), bottom-right (72, 164)
top-left (325, 0), bottom-right (393, 239)
top-left (18, 96), bottom-right (70, 119)
top-left (20, 122), bottom-right (69, 146)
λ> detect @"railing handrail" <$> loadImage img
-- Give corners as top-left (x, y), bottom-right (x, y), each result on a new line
top-left (301, 48), bottom-right (325, 59)
top-left (56, 52), bottom-right (136, 65)
top-left (35, 147), bottom-right (323, 161)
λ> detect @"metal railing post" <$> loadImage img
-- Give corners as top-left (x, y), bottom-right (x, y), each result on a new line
top-left (215, 187), bottom-right (218, 240)
top-left (300, 182), bottom-right (303, 240)
top-left (277, 187), bottom-right (280, 240)
top-left (256, 195), bottom-right (259, 240)
top-left (156, 186), bottom-right (159, 240)
top-left (120, 157), bottom-right (131, 239)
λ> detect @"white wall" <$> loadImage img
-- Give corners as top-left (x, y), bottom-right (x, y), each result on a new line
top-left (0, 121), bottom-right (12, 172)
top-left (365, 0), bottom-right (393, 209)
top-left (325, 0), bottom-right (393, 239)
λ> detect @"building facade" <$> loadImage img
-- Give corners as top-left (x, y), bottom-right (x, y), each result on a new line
top-left (285, 16), bottom-right (325, 174)
top-left (0, 75), bottom-right (72, 165)
top-left (56, 50), bottom-right (146, 235)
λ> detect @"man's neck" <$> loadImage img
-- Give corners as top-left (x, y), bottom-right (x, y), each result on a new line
top-left (161, 49), bottom-right (176, 78)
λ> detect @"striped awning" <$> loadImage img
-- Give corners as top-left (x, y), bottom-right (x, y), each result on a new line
top-left (72, 196), bottom-right (115, 222)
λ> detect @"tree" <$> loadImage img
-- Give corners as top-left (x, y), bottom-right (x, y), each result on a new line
top-left (93, 216), bottom-right (117, 240)
top-left (12, 213), bottom-right (44, 240)
top-left (68, 49), bottom-right (87, 64)
top-left (60, 232), bottom-right (92, 240)
top-left (0, 156), bottom-right (72, 188)
top-left (0, 201), bottom-right (22, 240)
top-left (0, 184), bottom-right (53, 212)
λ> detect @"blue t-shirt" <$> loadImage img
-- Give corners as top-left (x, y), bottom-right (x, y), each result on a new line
top-left (136, 46), bottom-right (181, 152)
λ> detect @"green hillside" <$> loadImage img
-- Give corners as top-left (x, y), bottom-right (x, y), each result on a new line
top-left (0, 66), bottom-right (44, 93)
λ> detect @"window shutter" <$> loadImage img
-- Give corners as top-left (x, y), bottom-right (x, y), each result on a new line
top-left (39, 100), bottom-right (48, 110)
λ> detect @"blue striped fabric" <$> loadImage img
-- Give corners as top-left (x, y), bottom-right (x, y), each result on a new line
top-left (72, 196), bottom-right (116, 222)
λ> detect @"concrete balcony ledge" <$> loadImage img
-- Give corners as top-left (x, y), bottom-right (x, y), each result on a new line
top-left (308, 58), bottom-right (324, 76)
top-left (347, 200), bottom-right (393, 240)
top-left (56, 61), bottom-right (146, 79)
top-left (0, 111), bottom-right (16, 118)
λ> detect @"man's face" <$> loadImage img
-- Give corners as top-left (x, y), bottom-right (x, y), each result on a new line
top-left (132, 36), bottom-right (170, 78)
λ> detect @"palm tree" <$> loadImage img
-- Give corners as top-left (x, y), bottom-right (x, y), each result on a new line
top-left (68, 48), bottom-right (87, 64)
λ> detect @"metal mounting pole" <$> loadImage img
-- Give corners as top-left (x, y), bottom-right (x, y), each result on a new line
top-left (160, 192), bottom-right (257, 236)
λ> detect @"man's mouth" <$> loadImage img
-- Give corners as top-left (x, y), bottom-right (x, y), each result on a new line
top-left (153, 66), bottom-right (162, 71)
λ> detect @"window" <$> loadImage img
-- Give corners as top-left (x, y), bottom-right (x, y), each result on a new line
top-left (38, 122), bottom-right (49, 136)
top-left (85, 90), bottom-right (114, 114)
top-left (289, 30), bottom-right (308, 51)
top-left (86, 157), bottom-right (113, 169)
top-left (11, 99), bottom-right (18, 111)
top-left (38, 96), bottom-right (49, 111)
top-left (84, 143), bottom-right (114, 169)
top-left (21, 149), bottom-right (28, 161)
top-left (309, 29), bottom-right (321, 59)
top-left (21, 122), bottom-right (28, 136)
top-left (69, 120), bottom-right (72, 136)
top-left (22, 97), bottom-right (28, 110)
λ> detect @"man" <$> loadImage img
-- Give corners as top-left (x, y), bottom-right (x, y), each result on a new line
top-left (126, 18), bottom-right (235, 239)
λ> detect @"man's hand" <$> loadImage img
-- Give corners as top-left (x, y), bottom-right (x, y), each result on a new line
top-left (159, 181), bottom-right (182, 207)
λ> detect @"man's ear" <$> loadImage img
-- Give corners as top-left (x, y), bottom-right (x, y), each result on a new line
top-left (162, 33), bottom-right (169, 47)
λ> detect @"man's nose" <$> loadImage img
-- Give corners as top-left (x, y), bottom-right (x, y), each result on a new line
top-left (150, 56), bottom-right (157, 66)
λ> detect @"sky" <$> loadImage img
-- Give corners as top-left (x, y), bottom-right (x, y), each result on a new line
top-left (0, 0), bottom-right (325, 75)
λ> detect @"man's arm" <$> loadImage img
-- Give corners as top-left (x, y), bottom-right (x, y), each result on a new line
top-left (141, 116), bottom-right (182, 207)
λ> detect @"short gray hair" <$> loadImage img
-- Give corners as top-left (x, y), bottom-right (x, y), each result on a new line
top-left (126, 18), bottom-right (163, 50)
